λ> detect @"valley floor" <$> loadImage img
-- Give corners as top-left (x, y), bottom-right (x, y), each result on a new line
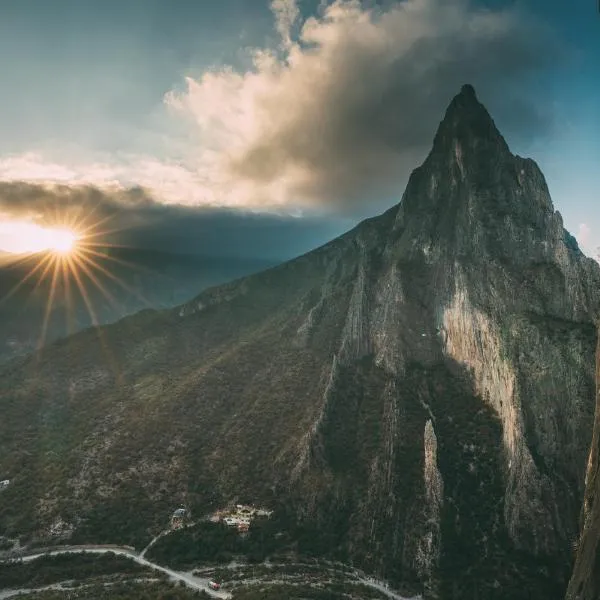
top-left (0, 545), bottom-right (420, 600)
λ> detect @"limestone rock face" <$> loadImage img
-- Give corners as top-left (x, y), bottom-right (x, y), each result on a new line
top-left (567, 330), bottom-right (600, 600)
top-left (0, 85), bottom-right (598, 600)
top-left (286, 86), bottom-right (599, 598)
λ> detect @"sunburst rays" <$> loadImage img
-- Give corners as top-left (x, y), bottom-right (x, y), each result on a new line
top-left (0, 212), bottom-right (158, 357)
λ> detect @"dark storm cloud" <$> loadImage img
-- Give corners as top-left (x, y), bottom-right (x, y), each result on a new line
top-left (168, 0), bottom-right (561, 216)
top-left (123, 206), bottom-right (351, 260)
top-left (0, 181), bottom-right (155, 232)
top-left (0, 181), bottom-right (347, 260)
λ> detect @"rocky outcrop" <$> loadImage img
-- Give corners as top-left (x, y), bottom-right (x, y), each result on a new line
top-left (567, 328), bottom-right (600, 600)
top-left (0, 85), bottom-right (598, 599)
top-left (416, 420), bottom-right (444, 595)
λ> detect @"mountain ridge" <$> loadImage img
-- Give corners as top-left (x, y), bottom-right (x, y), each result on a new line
top-left (1, 85), bottom-right (599, 600)
top-left (0, 248), bottom-right (277, 363)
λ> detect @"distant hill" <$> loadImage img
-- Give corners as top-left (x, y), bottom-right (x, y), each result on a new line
top-left (0, 248), bottom-right (276, 362)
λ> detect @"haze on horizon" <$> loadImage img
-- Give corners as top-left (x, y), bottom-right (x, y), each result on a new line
top-left (0, 0), bottom-right (597, 261)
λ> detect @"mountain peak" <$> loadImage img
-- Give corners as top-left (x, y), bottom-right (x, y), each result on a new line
top-left (447, 83), bottom-right (483, 116)
top-left (430, 83), bottom-right (509, 156)
top-left (396, 83), bottom-right (557, 257)
top-left (459, 83), bottom-right (477, 98)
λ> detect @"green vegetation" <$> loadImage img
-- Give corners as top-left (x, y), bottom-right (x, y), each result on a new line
top-left (0, 538), bottom-right (14, 551)
top-left (231, 582), bottom-right (389, 600)
top-left (199, 561), bottom-right (393, 599)
top-left (14, 580), bottom-right (209, 599)
top-left (0, 552), bottom-right (147, 589)
top-left (197, 561), bottom-right (355, 582)
top-left (146, 516), bottom-right (290, 569)
top-left (294, 355), bottom-right (427, 587)
top-left (418, 361), bottom-right (567, 600)
top-left (69, 485), bottom-right (166, 550)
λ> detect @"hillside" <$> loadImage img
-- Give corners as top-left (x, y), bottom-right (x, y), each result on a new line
top-left (0, 85), bottom-right (599, 600)
top-left (0, 248), bottom-right (275, 363)
top-left (567, 328), bottom-right (600, 600)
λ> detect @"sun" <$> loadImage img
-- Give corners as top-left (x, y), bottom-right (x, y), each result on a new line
top-left (0, 213), bottom-right (151, 352)
top-left (46, 228), bottom-right (78, 255)
top-left (0, 222), bottom-right (79, 256)
top-left (0, 208), bottom-right (165, 361)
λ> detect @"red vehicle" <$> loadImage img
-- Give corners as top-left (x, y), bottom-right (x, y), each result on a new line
top-left (208, 581), bottom-right (221, 591)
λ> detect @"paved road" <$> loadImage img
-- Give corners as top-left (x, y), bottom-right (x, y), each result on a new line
top-left (4, 546), bottom-right (231, 599)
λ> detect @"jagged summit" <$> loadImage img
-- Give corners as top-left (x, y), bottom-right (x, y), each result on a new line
top-left (460, 83), bottom-right (477, 97)
top-left (429, 83), bottom-right (510, 158)
top-left (395, 83), bottom-right (555, 261)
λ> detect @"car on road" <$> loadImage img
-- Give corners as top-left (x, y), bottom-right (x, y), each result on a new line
top-left (208, 580), bottom-right (221, 591)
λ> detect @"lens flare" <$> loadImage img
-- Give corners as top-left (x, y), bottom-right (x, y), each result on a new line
top-left (0, 222), bottom-right (79, 256)
top-left (0, 212), bottom-right (155, 353)
top-left (49, 228), bottom-right (78, 255)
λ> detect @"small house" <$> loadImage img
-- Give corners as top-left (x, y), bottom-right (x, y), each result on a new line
top-left (170, 507), bottom-right (189, 529)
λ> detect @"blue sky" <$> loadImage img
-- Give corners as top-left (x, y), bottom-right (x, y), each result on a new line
top-left (515, 0), bottom-right (599, 258)
top-left (0, 0), bottom-right (597, 259)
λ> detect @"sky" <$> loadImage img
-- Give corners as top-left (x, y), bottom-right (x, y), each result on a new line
top-left (0, 0), bottom-right (597, 260)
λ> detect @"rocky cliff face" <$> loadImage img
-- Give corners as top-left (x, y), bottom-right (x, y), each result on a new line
top-left (0, 85), bottom-right (598, 599)
top-left (567, 329), bottom-right (600, 600)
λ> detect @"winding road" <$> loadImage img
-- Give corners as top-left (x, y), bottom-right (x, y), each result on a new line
top-left (2, 545), bottom-right (419, 600)
top-left (3, 545), bottom-right (231, 599)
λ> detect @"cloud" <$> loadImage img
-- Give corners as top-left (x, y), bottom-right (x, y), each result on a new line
top-left (271, 0), bottom-right (300, 49)
top-left (164, 0), bottom-right (558, 216)
top-left (578, 223), bottom-right (591, 248)
top-left (0, 181), bottom-right (160, 251)
top-left (0, 181), bottom-right (348, 260)
top-left (576, 222), bottom-right (600, 263)
top-left (0, 0), bottom-right (559, 221)
top-left (0, 153), bottom-right (124, 188)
